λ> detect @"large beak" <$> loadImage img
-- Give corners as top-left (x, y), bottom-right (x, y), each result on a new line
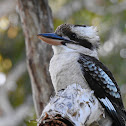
top-left (37, 33), bottom-right (69, 45)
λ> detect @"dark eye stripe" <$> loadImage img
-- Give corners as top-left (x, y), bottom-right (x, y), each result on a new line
top-left (63, 29), bottom-right (93, 50)
top-left (74, 25), bottom-right (87, 27)
top-left (68, 33), bottom-right (93, 50)
top-left (75, 38), bottom-right (93, 50)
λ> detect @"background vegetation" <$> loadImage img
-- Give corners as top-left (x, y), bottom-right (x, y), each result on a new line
top-left (0, 0), bottom-right (126, 125)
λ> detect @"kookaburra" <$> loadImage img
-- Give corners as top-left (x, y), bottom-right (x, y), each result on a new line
top-left (37, 24), bottom-right (126, 126)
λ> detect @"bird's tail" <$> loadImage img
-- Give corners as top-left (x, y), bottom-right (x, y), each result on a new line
top-left (99, 97), bottom-right (126, 126)
top-left (112, 108), bottom-right (126, 126)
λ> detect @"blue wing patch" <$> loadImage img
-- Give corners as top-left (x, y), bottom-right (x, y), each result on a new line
top-left (80, 56), bottom-right (120, 99)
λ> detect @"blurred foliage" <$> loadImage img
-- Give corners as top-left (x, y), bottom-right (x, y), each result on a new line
top-left (8, 72), bottom-right (31, 108)
top-left (0, 0), bottom-right (126, 126)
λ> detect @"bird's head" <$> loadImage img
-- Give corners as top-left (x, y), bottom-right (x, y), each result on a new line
top-left (37, 24), bottom-right (100, 57)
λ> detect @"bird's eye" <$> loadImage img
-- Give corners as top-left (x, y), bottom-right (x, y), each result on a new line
top-left (83, 25), bottom-right (87, 27)
top-left (71, 33), bottom-right (77, 40)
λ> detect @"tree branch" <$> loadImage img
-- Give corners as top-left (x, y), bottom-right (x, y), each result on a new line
top-left (0, 98), bottom-right (32, 126)
top-left (38, 84), bottom-right (112, 126)
top-left (0, 60), bottom-right (31, 126)
top-left (17, 0), bottom-right (54, 117)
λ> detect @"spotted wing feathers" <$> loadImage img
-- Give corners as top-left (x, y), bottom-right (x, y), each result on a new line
top-left (78, 53), bottom-right (126, 126)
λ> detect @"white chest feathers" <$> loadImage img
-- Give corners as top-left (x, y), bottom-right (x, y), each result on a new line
top-left (49, 52), bottom-right (90, 92)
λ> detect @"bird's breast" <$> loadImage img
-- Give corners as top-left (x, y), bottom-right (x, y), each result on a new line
top-left (49, 52), bottom-right (90, 92)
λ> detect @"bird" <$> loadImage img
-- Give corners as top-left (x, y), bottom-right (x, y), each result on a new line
top-left (37, 24), bottom-right (126, 126)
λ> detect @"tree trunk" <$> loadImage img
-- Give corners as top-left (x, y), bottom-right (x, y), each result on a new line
top-left (17, 0), bottom-right (54, 117)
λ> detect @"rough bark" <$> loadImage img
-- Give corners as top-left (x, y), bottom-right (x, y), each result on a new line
top-left (17, 0), bottom-right (54, 117)
top-left (38, 114), bottom-right (74, 126)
